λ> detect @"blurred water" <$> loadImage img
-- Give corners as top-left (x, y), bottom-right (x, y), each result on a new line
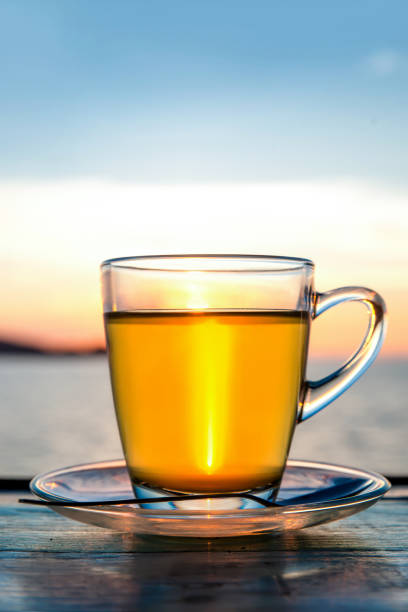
top-left (0, 355), bottom-right (406, 477)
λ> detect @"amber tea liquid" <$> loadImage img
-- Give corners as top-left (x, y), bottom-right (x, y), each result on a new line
top-left (106, 310), bottom-right (309, 493)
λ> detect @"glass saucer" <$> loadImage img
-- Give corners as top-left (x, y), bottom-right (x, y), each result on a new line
top-left (30, 459), bottom-right (390, 538)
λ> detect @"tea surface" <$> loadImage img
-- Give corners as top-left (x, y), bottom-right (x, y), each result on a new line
top-left (106, 310), bottom-right (309, 493)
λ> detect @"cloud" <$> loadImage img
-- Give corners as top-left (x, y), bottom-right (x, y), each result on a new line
top-left (364, 49), bottom-right (402, 76)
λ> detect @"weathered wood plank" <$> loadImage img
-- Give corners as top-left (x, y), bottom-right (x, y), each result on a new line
top-left (0, 493), bottom-right (407, 611)
top-left (0, 550), bottom-right (407, 612)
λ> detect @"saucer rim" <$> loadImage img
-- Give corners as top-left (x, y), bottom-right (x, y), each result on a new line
top-left (30, 458), bottom-right (391, 516)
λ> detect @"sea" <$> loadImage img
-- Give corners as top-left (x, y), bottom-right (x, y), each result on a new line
top-left (0, 355), bottom-right (406, 478)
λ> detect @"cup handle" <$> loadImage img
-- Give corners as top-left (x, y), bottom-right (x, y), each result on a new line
top-left (298, 287), bottom-right (387, 422)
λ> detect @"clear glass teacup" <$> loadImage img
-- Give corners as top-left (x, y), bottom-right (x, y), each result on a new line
top-left (101, 255), bottom-right (386, 503)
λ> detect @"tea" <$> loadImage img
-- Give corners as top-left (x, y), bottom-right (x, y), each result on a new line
top-left (105, 310), bottom-right (309, 493)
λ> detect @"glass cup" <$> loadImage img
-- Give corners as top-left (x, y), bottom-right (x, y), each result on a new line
top-left (101, 255), bottom-right (386, 504)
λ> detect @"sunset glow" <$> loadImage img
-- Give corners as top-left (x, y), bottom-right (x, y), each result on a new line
top-left (1, 180), bottom-right (407, 356)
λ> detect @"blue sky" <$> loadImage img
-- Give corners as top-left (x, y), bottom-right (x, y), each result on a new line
top-left (1, 1), bottom-right (408, 355)
top-left (1, 0), bottom-right (407, 182)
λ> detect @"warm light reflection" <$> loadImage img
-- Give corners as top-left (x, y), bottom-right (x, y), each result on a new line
top-left (45, 481), bottom-right (58, 489)
top-left (207, 419), bottom-right (214, 471)
top-left (185, 272), bottom-right (209, 310)
top-left (186, 287), bottom-right (208, 310)
top-left (193, 317), bottom-right (229, 475)
top-left (202, 318), bottom-right (218, 475)
top-left (185, 276), bottom-right (226, 488)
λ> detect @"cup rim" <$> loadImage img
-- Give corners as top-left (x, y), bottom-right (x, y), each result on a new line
top-left (100, 254), bottom-right (314, 273)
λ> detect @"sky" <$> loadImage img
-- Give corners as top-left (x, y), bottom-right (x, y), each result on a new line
top-left (0, 1), bottom-right (407, 357)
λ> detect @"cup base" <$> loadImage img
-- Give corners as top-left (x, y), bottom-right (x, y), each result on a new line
top-left (131, 481), bottom-right (280, 510)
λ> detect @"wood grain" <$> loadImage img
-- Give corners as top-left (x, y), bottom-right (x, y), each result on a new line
top-left (0, 492), bottom-right (407, 611)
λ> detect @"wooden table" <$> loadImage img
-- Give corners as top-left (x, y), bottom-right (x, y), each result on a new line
top-left (1, 488), bottom-right (407, 611)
